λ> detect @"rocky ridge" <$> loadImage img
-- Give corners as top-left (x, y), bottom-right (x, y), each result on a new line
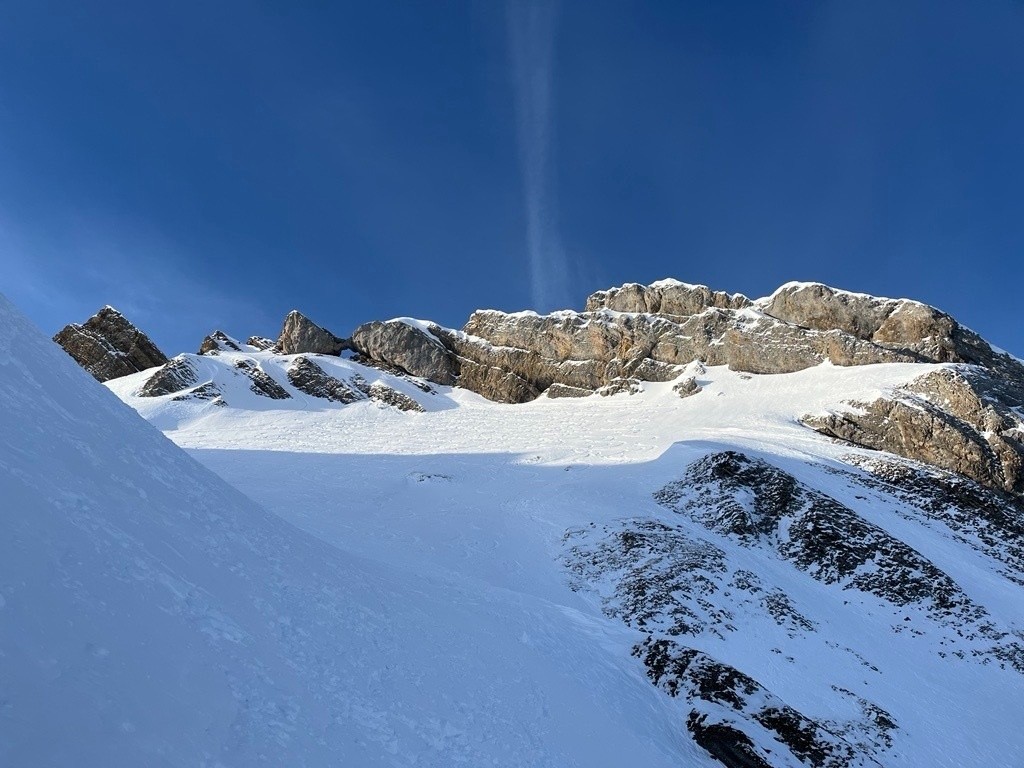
top-left (59, 279), bottom-right (1024, 499)
top-left (348, 280), bottom-right (1024, 405)
top-left (565, 449), bottom-right (1024, 767)
top-left (53, 306), bottom-right (167, 381)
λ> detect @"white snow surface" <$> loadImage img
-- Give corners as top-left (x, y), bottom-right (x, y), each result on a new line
top-left (5, 292), bottom-right (1024, 766)
top-left (0, 296), bottom-right (699, 767)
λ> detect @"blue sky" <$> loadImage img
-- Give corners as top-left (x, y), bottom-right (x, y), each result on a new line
top-left (1, 1), bottom-right (1023, 355)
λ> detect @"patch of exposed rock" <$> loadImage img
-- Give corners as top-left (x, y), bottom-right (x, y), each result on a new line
top-left (286, 356), bottom-right (424, 412)
top-left (138, 356), bottom-right (198, 397)
top-left (804, 367), bottom-right (1024, 494)
top-left (546, 383), bottom-right (592, 399)
top-left (234, 359), bottom-right (291, 400)
top-left (198, 330), bottom-right (242, 355)
top-left (655, 452), bottom-right (979, 622)
top-left (287, 357), bottom-right (364, 403)
top-left (585, 280), bottom-right (751, 316)
top-left (633, 637), bottom-right (884, 768)
top-left (277, 310), bottom-right (348, 356)
top-left (360, 379), bottom-right (424, 412)
top-left (54, 306), bottom-right (167, 382)
top-left (172, 382), bottom-right (225, 406)
top-left (831, 455), bottom-right (1024, 586)
top-left (351, 320), bottom-right (458, 385)
top-left (247, 335), bottom-right (275, 351)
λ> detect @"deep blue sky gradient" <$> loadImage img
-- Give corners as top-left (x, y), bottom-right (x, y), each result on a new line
top-left (1, 1), bottom-right (1023, 354)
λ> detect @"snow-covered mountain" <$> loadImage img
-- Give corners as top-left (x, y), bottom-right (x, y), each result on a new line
top-left (9, 279), bottom-right (1024, 766)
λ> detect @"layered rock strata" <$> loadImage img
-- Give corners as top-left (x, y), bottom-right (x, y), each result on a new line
top-left (54, 306), bottom-right (167, 381)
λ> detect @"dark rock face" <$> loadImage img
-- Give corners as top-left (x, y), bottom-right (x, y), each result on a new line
top-left (277, 311), bottom-right (348, 356)
top-left (198, 330), bottom-right (242, 355)
top-left (287, 357), bottom-right (365, 403)
top-left (804, 367), bottom-right (1024, 494)
top-left (832, 456), bottom-right (1024, 586)
top-left (361, 379), bottom-right (424, 412)
top-left (138, 356), bottom-right (198, 397)
top-left (54, 306), bottom-right (167, 382)
top-left (234, 359), bottom-right (290, 400)
top-left (563, 449), bottom-right (1024, 767)
top-left (287, 356), bottom-right (425, 412)
top-left (633, 638), bottom-right (878, 768)
top-left (246, 336), bottom-right (275, 351)
top-left (655, 452), bottom-right (976, 619)
top-left (171, 381), bottom-right (224, 406)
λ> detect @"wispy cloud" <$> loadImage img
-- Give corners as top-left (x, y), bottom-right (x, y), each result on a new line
top-left (507, 0), bottom-right (573, 312)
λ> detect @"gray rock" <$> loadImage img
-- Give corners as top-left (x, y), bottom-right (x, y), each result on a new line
top-left (234, 359), bottom-right (291, 400)
top-left (287, 357), bottom-right (364, 403)
top-left (277, 310), bottom-right (348, 356)
top-left (633, 637), bottom-right (881, 768)
top-left (585, 280), bottom-right (751, 316)
top-left (350, 320), bottom-right (458, 386)
top-left (198, 330), bottom-right (242, 355)
top-left (363, 381), bottom-right (425, 413)
top-left (546, 383), bottom-right (592, 399)
top-left (54, 306), bottom-right (167, 382)
top-left (673, 377), bottom-right (702, 398)
top-left (138, 356), bottom-right (199, 397)
top-left (247, 336), bottom-right (276, 351)
top-left (804, 367), bottom-right (1024, 494)
top-left (172, 382), bottom-right (225, 406)
top-left (597, 378), bottom-right (643, 397)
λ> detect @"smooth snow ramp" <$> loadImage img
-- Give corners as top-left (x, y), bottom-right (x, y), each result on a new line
top-left (0, 294), bottom-right (697, 766)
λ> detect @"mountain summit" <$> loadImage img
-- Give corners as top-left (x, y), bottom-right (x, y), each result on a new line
top-left (53, 305), bottom-right (167, 381)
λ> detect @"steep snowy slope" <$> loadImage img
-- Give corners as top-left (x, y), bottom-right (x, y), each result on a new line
top-left (0, 294), bottom-right (710, 767)
top-left (108, 342), bottom-right (1024, 766)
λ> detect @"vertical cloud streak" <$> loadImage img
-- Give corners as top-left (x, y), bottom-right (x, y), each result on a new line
top-left (507, 1), bottom-right (572, 312)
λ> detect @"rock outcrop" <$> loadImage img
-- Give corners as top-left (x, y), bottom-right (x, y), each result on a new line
top-left (277, 310), bottom-right (349, 356)
top-left (585, 279), bottom-right (751, 315)
top-left (234, 359), bottom-right (291, 400)
top-left (348, 280), bottom-right (1024, 407)
top-left (633, 637), bottom-right (882, 768)
top-left (54, 306), bottom-right (167, 381)
top-left (804, 367), bottom-right (1024, 494)
top-left (351, 320), bottom-right (457, 385)
top-left (287, 357), bottom-right (365, 403)
top-left (247, 335), bottom-right (275, 351)
top-left (138, 356), bottom-right (198, 397)
top-left (199, 330), bottom-right (243, 355)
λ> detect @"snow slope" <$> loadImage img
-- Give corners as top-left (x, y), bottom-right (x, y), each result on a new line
top-left (9, 290), bottom-right (1024, 766)
top-left (0, 295), bottom-right (708, 767)
top-left (103, 340), bottom-right (1024, 766)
